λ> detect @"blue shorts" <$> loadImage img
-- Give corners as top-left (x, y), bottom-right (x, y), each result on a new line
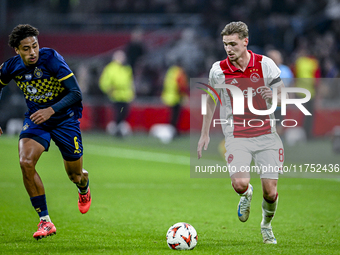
top-left (19, 116), bottom-right (83, 161)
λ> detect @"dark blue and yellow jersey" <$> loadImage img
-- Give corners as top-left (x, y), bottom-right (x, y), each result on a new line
top-left (0, 48), bottom-right (82, 123)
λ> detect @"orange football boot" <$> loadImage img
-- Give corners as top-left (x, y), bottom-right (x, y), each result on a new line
top-left (33, 220), bottom-right (56, 240)
top-left (78, 188), bottom-right (91, 214)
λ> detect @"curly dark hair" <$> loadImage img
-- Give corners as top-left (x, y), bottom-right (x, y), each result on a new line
top-left (8, 24), bottom-right (39, 48)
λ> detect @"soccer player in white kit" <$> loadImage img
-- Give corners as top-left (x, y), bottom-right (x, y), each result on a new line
top-left (197, 21), bottom-right (286, 244)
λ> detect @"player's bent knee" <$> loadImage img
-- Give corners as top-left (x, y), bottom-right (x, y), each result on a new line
top-left (19, 157), bottom-right (36, 171)
top-left (67, 172), bottom-right (82, 184)
top-left (232, 179), bottom-right (249, 193)
top-left (263, 191), bottom-right (277, 202)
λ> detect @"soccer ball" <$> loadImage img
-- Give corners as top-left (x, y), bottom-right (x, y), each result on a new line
top-left (166, 222), bottom-right (198, 250)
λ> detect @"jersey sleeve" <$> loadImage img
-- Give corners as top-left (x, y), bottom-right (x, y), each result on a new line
top-left (47, 50), bottom-right (74, 82)
top-left (51, 75), bottom-right (82, 113)
top-left (262, 56), bottom-right (282, 88)
top-left (208, 61), bottom-right (223, 99)
top-left (0, 62), bottom-right (13, 86)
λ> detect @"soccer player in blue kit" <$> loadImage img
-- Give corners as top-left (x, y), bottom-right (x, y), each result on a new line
top-left (0, 24), bottom-right (91, 240)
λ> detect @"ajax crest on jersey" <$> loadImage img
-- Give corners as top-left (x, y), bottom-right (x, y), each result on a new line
top-left (166, 222), bottom-right (198, 250)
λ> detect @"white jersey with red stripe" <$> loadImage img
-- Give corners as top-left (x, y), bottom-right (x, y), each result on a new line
top-left (209, 50), bottom-right (281, 138)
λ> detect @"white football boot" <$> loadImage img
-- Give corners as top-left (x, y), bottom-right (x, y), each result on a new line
top-left (261, 227), bottom-right (277, 244)
top-left (237, 184), bottom-right (253, 222)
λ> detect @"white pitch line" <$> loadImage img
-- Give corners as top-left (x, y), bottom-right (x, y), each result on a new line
top-left (1, 137), bottom-right (202, 166)
top-left (85, 144), bottom-right (190, 165)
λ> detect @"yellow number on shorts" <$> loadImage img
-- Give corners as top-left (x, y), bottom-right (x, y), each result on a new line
top-left (74, 136), bottom-right (79, 150)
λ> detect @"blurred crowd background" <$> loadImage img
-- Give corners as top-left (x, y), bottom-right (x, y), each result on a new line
top-left (1, 0), bottom-right (340, 144)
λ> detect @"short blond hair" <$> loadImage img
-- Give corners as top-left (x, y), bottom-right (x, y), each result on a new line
top-left (220, 21), bottom-right (248, 39)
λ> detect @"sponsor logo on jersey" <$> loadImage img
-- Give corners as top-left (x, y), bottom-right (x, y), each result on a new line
top-left (29, 92), bottom-right (53, 101)
top-left (34, 67), bottom-right (43, 78)
top-left (22, 123), bottom-right (29, 131)
top-left (15, 75), bottom-right (23, 80)
top-left (242, 87), bottom-right (264, 98)
top-left (225, 78), bottom-right (239, 85)
top-left (25, 74), bottom-right (32, 80)
top-left (228, 154), bottom-right (234, 164)
top-left (27, 85), bottom-right (37, 94)
top-left (230, 78), bottom-right (238, 84)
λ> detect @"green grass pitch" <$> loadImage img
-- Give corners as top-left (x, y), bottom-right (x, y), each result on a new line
top-left (0, 133), bottom-right (339, 254)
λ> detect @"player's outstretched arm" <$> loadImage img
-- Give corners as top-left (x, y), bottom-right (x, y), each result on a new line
top-left (197, 135), bottom-right (210, 159)
top-left (197, 95), bottom-right (216, 159)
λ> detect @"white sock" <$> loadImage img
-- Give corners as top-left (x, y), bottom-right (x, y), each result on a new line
top-left (78, 186), bottom-right (89, 194)
top-left (240, 184), bottom-right (252, 198)
top-left (78, 169), bottom-right (89, 194)
top-left (261, 195), bottom-right (278, 228)
top-left (40, 215), bottom-right (51, 222)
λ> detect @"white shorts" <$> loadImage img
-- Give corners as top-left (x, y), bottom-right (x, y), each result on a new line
top-left (224, 133), bottom-right (284, 179)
